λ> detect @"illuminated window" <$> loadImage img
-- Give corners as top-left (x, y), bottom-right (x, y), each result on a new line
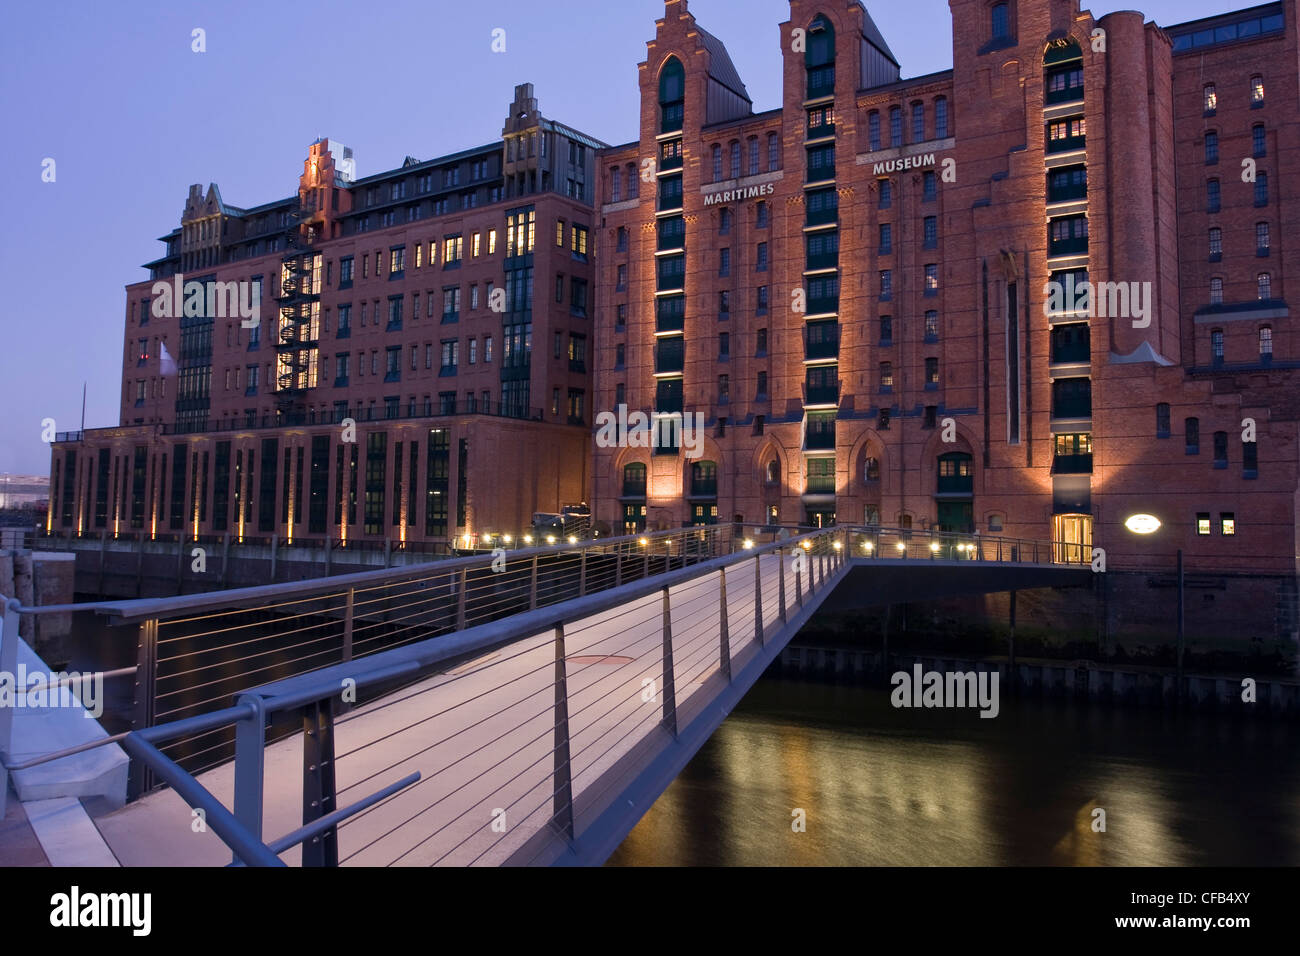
top-left (1220, 513), bottom-right (1235, 536)
top-left (1203, 83), bottom-right (1217, 113)
top-left (1257, 273), bottom-right (1271, 299)
top-left (1196, 513), bottom-right (1211, 536)
top-left (1251, 74), bottom-right (1264, 104)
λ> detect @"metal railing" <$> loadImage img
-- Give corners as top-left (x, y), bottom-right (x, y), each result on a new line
top-left (4, 524), bottom-right (753, 796)
top-left (119, 525), bottom-right (852, 866)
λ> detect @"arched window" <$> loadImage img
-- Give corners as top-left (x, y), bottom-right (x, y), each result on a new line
top-left (766, 458), bottom-right (780, 484)
top-left (1259, 326), bottom-right (1273, 359)
top-left (1209, 277), bottom-right (1223, 304)
top-left (658, 57), bottom-right (684, 134)
top-left (805, 15), bottom-right (835, 97)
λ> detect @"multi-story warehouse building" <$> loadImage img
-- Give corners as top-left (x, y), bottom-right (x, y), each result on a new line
top-left (592, 0), bottom-right (1298, 573)
top-left (49, 85), bottom-right (605, 549)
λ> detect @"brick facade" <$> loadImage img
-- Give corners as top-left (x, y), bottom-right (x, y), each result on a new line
top-left (592, 0), bottom-right (1299, 574)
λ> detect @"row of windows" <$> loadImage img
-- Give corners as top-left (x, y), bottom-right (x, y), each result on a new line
top-left (1154, 406), bottom-right (1261, 473)
top-left (1205, 174), bottom-right (1269, 211)
top-left (1207, 223), bottom-right (1271, 258)
top-left (1203, 124), bottom-right (1269, 163)
top-left (708, 133), bottom-right (782, 183)
top-left (1206, 325), bottom-right (1274, 363)
top-left (1202, 75), bottom-right (1267, 113)
top-left (1207, 273), bottom-right (1274, 304)
top-left (866, 97), bottom-right (950, 152)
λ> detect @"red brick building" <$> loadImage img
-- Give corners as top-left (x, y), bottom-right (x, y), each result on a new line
top-left (592, 0), bottom-right (1299, 573)
top-left (49, 84), bottom-right (603, 549)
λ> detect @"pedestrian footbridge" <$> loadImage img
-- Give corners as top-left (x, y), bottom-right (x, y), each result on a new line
top-left (1, 525), bottom-right (1089, 866)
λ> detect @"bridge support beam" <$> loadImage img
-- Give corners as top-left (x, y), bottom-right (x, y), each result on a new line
top-left (301, 697), bottom-right (338, 867)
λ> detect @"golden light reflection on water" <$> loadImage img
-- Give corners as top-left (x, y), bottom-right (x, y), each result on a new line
top-left (609, 682), bottom-right (1300, 867)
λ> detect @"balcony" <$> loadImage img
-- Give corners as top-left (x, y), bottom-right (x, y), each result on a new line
top-left (807, 295), bottom-right (839, 315)
top-left (1047, 179), bottom-right (1088, 203)
top-left (805, 425), bottom-right (836, 451)
top-left (936, 474), bottom-right (973, 495)
top-left (805, 250), bottom-right (838, 271)
top-left (1046, 132), bottom-right (1086, 154)
top-left (654, 342), bottom-right (685, 375)
top-left (805, 473), bottom-right (836, 494)
top-left (1051, 394), bottom-right (1092, 419)
top-left (806, 164), bottom-right (836, 184)
top-left (804, 380), bottom-right (840, 405)
top-left (690, 478), bottom-right (718, 497)
top-left (1048, 235), bottom-right (1088, 257)
top-left (804, 332), bottom-right (840, 360)
top-left (1052, 452), bottom-right (1093, 474)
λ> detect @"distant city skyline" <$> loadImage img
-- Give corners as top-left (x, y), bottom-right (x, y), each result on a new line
top-left (0, 0), bottom-right (1263, 473)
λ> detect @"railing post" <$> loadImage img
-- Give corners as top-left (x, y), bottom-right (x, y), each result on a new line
top-left (579, 549), bottom-right (588, 597)
top-left (795, 551), bottom-right (804, 608)
top-left (778, 547), bottom-right (787, 623)
top-left (754, 553), bottom-right (764, 645)
top-left (270, 534), bottom-right (279, 581)
top-left (324, 536), bottom-right (333, 576)
top-left (456, 567), bottom-right (468, 630)
top-left (660, 587), bottom-right (678, 736)
top-left (128, 617), bottom-right (159, 797)
top-left (551, 623), bottom-right (575, 841)
top-left (98, 530), bottom-right (107, 594)
top-left (342, 587), bottom-right (355, 663)
top-left (301, 697), bottom-right (338, 867)
top-left (718, 567), bottom-right (731, 681)
top-left (176, 535), bottom-right (185, 590)
top-left (528, 553), bottom-right (540, 611)
top-left (221, 532), bottom-right (231, 587)
top-left (0, 602), bottom-right (19, 818)
top-left (643, 543), bottom-right (650, 579)
top-left (232, 692), bottom-right (267, 865)
top-left (615, 543), bottom-right (623, 588)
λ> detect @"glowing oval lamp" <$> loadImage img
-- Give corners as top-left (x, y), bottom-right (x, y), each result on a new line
top-left (1124, 513), bottom-right (1161, 535)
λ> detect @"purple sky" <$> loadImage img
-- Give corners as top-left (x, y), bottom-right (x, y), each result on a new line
top-left (0, 0), bottom-right (1254, 474)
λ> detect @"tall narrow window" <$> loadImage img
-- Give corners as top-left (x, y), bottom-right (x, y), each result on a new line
top-left (1259, 326), bottom-right (1273, 359)
top-left (991, 3), bottom-right (1009, 40)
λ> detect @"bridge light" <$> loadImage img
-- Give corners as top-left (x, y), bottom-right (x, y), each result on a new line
top-left (801, 540), bottom-right (812, 550)
top-left (743, 538), bottom-right (754, 549)
top-left (503, 534), bottom-right (512, 544)
top-left (567, 535), bottom-right (577, 544)
top-left (524, 534), bottom-right (534, 545)
top-left (930, 542), bottom-right (941, 552)
top-left (863, 540), bottom-right (874, 552)
top-left (896, 542), bottom-right (906, 552)
top-left (833, 540), bottom-right (842, 551)
top-left (638, 537), bottom-right (649, 547)
top-left (546, 535), bottom-right (556, 545)
top-left (1124, 513), bottom-right (1161, 535)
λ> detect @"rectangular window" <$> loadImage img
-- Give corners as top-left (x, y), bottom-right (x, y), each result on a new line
top-left (1220, 513), bottom-right (1235, 536)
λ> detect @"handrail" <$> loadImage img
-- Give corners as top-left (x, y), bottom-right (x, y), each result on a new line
top-left (6, 523), bottom-right (737, 622)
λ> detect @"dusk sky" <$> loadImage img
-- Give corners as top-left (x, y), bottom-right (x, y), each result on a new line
top-left (0, 0), bottom-right (1255, 474)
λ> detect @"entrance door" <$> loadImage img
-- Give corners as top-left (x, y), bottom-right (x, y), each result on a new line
top-left (1052, 513), bottom-right (1092, 563)
top-left (804, 507), bottom-right (836, 528)
top-left (936, 500), bottom-right (974, 533)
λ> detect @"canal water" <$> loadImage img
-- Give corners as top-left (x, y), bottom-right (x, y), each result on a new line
top-left (608, 678), bottom-right (1300, 866)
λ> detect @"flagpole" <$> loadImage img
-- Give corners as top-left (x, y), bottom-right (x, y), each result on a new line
top-left (80, 382), bottom-right (86, 433)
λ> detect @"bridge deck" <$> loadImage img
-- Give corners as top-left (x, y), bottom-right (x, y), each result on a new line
top-left (93, 551), bottom-right (819, 865)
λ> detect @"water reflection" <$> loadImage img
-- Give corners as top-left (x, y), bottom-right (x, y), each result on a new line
top-left (609, 680), bottom-right (1300, 866)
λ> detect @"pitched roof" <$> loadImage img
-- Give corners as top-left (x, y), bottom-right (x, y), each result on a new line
top-left (854, 1), bottom-right (899, 66)
top-left (697, 26), bottom-right (751, 102)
